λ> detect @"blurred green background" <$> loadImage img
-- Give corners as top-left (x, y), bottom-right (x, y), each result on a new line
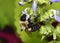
top-left (0, 0), bottom-right (15, 28)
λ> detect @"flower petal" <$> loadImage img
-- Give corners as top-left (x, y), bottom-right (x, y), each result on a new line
top-left (32, 0), bottom-right (37, 12)
top-left (22, 11), bottom-right (26, 15)
top-left (50, 0), bottom-right (60, 2)
top-left (54, 10), bottom-right (60, 22)
top-left (55, 15), bottom-right (60, 22)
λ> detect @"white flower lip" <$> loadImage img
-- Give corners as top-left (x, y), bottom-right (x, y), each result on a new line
top-left (18, 2), bottom-right (24, 6)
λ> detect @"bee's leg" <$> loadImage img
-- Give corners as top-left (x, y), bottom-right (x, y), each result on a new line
top-left (20, 23), bottom-right (26, 31)
top-left (20, 14), bottom-right (26, 21)
top-left (20, 26), bottom-right (26, 31)
top-left (20, 29), bottom-right (23, 31)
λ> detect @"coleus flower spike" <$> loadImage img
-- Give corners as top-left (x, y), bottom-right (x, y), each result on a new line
top-left (32, 0), bottom-right (37, 14)
top-left (50, 0), bottom-right (60, 2)
top-left (51, 10), bottom-right (60, 22)
top-left (54, 10), bottom-right (60, 22)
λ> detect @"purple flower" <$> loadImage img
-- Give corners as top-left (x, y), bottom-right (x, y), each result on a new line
top-left (46, 18), bottom-right (49, 21)
top-left (32, 0), bottom-right (37, 12)
top-left (50, 0), bottom-right (60, 2)
top-left (22, 11), bottom-right (26, 15)
top-left (55, 15), bottom-right (60, 22)
top-left (54, 10), bottom-right (60, 22)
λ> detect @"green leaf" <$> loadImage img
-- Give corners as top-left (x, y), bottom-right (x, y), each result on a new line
top-left (51, 3), bottom-right (60, 10)
top-left (56, 24), bottom-right (60, 36)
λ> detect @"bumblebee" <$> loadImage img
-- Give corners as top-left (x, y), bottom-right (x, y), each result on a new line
top-left (20, 13), bottom-right (45, 32)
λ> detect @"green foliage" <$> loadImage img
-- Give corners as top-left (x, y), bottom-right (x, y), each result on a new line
top-left (0, 0), bottom-right (15, 28)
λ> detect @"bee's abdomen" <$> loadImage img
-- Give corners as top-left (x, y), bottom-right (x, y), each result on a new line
top-left (28, 23), bottom-right (40, 32)
top-left (31, 24), bottom-right (40, 32)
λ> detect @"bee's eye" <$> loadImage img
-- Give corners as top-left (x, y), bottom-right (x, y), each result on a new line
top-left (20, 14), bottom-right (26, 21)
